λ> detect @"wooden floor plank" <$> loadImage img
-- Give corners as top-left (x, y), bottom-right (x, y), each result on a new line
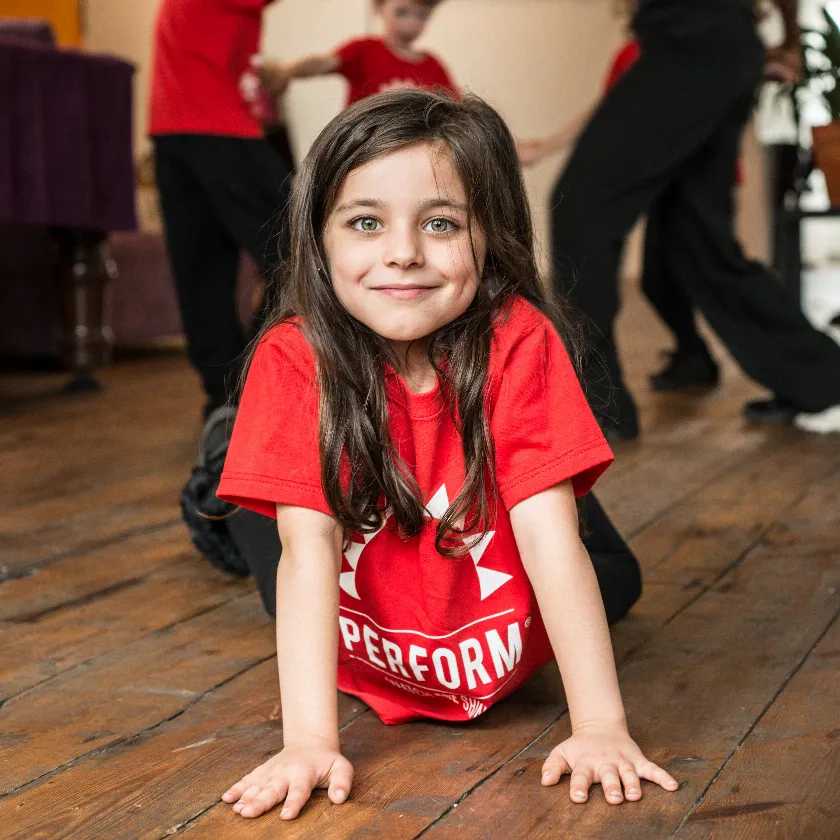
top-left (673, 483), bottom-right (840, 840)
top-left (674, 614), bottom-right (840, 840)
top-left (0, 662), bottom-right (367, 840)
top-left (0, 474), bottom-right (183, 578)
top-left (0, 594), bottom-right (275, 794)
top-left (611, 430), bottom-right (837, 659)
top-left (0, 523), bottom-right (190, 621)
top-left (0, 555), bottom-right (251, 702)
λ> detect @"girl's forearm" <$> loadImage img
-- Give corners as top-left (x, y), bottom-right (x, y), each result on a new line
top-left (512, 485), bottom-right (626, 730)
top-left (534, 541), bottom-right (627, 730)
top-left (275, 531), bottom-right (343, 746)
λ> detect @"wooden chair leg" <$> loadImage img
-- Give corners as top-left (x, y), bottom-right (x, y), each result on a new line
top-left (53, 228), bottom-right (116, 393)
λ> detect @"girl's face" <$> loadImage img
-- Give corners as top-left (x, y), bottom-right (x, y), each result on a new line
top-left (377, 0), bottom-right (432, 46)
top-left (323, 142), bottom-right (485, 354)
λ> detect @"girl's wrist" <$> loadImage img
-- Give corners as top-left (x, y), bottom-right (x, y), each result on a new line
top-left (570, 712), bottom-right (628, 735)
top-left (282, 729), bottom-right (341, 750)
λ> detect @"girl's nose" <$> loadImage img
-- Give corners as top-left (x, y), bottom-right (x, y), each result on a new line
top-left (384, 226), bottom-right (425, 270)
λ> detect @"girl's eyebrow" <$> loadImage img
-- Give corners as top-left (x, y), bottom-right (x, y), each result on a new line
top-left (333, 197), bottom-right (469, 214)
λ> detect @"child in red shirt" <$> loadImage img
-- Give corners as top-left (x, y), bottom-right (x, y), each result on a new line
top-left (256, 0), bottom-right (457, 106)
top-left (216, 89), bottom-right (678, 820)
top-left (149, 0), bottom-right (292, 416)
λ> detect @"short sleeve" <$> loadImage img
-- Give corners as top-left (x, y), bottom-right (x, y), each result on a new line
top-left (334, 37), bottom-right (369, 84)
top-left (217, 328), bottom-right (331, 518)
top-left (490, 322), bottom-right (613, 510)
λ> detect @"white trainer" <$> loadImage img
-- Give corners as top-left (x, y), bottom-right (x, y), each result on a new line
top-left (794, 404), bottom-right (840, 434)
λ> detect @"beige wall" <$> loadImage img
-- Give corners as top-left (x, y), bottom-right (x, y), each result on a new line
top-left (84, 0), bottom-right (769, 265)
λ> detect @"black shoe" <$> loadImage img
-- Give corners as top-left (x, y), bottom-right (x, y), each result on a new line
top-left (181, 405), bottom-right (250, 577)
top-left (203, 397), bottom-right (227, 422)
top-left (743, 396), bottom-right (797, 424)
top-left (649, 349), bottom-right (719, 392)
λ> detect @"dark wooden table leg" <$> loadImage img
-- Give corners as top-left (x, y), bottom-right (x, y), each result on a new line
top-left (53, 228), bottom-right (116, 394)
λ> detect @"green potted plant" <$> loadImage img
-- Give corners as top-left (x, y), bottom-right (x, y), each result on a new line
top-left (804, 8), bottom-right (840, 205)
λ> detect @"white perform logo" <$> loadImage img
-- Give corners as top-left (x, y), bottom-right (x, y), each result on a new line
top-left (338, 484), bottom-right (513, 601)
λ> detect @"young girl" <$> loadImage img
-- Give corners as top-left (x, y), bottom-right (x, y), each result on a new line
top-left (217, 89), bottom-right (679, 821)
top-left (256, 0), bottom-right (457, 107)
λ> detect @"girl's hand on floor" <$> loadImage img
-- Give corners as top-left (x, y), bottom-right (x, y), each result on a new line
top-left (222, 739), bottom-right (353, 819)
top-left (540, 723), bottom-right (678, 805)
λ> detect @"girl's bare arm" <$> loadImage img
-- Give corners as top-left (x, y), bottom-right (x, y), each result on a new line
top-left (222, 504), bottom-right (353, 820)
top-left (275, 504), bottom-right (344, 744)
top-left (510, 481), bottom-right (678, 804)
top-left (517, 106), bottom-right (595, 166)
top-left (511, 480), bottom-right (625, 727)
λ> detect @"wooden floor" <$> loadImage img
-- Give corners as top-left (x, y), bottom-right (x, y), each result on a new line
top-left (1, 293), bottom-right (839, 840)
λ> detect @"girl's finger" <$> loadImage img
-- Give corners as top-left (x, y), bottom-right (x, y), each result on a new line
top-left (235, 783), bottom-right (264, 805)
top-left (618, 762), bottom-right (642, 801)
top-left (598, 765), bottom-right (624, 804)
top-left (569, 768), bottom-right (593, 803)
top-left (239, 783), bottom-right (285, 819)
top-left (637, 759), bottom-right (679, 792)
top-left (541, 751), bottom-right (570, 786)
top-left (328, 756), bottom-right (354, 804)
top-left (222, 778), bottom-right (250, 802)
top-left (280, 781), bottom-right (314, 820)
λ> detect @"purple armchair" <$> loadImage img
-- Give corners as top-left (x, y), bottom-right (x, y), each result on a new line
top-left (0, 20), bottom-right (135, 390)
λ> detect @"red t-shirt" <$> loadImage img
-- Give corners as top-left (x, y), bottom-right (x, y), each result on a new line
top-left (335, 37), bottom-right (458, 107)
top-left (149, 0), bottom-right (270, 138)
top-left (218, 298), bottom-right (613, 724)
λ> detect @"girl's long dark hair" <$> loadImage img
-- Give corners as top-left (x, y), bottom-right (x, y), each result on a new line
top-left (249, 90), bottom-right (582, 555)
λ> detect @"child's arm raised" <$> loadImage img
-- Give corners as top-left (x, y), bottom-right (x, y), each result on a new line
top-left (259, 53), bottom-right (341, 94)
top-left (516, 106), bottom-right (595, 166)
top-left (222, 504), bottom-right (352, 820)
top-left (510, 480), bottom-right (679, 805)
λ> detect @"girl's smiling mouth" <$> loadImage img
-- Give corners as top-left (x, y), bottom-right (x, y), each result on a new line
top-left (373, 284), bottom-right (437, 300)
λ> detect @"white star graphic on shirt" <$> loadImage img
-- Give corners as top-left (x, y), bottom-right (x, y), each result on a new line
top-left (339, 484), bottom-right (512, 601)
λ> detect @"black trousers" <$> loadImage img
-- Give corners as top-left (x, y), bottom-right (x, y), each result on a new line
top-left (641, 203), bottom-right (708, 356)
top-left (154, 134), bottom-right (291, 406)
top-left (550, 7), bottom-right (840, 433)
top-left (227, 494), bottom-right (643, 627)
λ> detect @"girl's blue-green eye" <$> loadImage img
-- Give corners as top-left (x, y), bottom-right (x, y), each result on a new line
top-left (351, 217), bottom-right (382, 233)
top-left (425, 217), bottom-right (458, 234)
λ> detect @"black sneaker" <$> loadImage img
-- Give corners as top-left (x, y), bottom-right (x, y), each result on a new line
top-left (180, 405), bottom-right (250, 577)
top-left (743, 396), bottom-right (797, 424)
top-left (649, 349), bottom-right (719, 392)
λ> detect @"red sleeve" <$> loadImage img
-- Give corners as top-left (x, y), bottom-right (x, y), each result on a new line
top-left (217, 326), bottom-right (331, 519)
top-left (489, 320), bottom-right (613, 510)
top-left (603, 40), bottom-right (640, 92)
top-left (335, 37), bottom-right (370, 84)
